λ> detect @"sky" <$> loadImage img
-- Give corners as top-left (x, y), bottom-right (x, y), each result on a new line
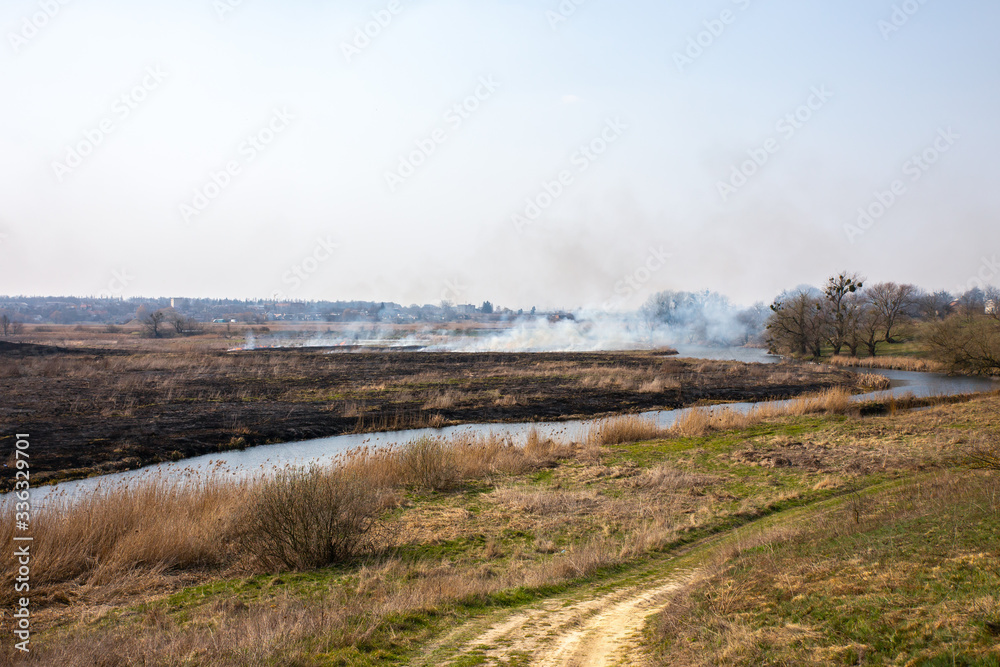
top-left (1, 0), bottom-right (999, 310)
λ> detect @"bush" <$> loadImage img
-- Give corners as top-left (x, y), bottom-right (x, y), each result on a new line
top-left (400, 436), bottom-right (458, 491)
top-left (925, 314), bottom-right (1000, 375)
top-left (235, 466), bottom-right (386, 570)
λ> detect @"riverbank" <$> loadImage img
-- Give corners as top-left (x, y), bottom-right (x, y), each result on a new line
top-left (825, 354), bottom-right (946, 373)
top-left (0, 343), bottom-right (859, 490)
top-left (5, 388), bottom-right (998, 665)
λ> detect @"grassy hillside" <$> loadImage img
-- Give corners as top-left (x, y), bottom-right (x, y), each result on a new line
top-left (647, 471), bottom-right (1000, 665)
top-left (4, 390), bottom-right (998, 665)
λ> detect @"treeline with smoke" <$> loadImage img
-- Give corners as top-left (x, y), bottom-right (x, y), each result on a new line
top-left (765, 273), bottom-right (1000, 375)
top-left (639, 291), bottom-right (769, 347)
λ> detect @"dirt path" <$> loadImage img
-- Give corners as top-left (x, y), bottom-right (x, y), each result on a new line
top-left (414, 570), bottom-right (694, 667)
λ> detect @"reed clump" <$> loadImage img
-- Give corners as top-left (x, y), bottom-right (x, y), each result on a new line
top-left (669, 388), bottom-right (854, 438)
top-left (0, 431), bottom-right (575, 605)
top-left (587, 415), bottom-right (666, 446)
top-left (828, 355), bottom-right (944, 373)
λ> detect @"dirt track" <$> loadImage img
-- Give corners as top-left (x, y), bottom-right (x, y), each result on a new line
top-left (414, 571), bottom-right (693, 666)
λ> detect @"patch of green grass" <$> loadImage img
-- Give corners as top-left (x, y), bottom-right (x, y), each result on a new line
top-left (530, 469), bottom-right (554, 484)
top-left (649, 472), bottom-right (1000, 666)
top-left (604, 416), bottom-right (836, 468)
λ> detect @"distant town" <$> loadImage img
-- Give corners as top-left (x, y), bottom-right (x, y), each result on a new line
top-left (0, 296), bottom-right (540, 326)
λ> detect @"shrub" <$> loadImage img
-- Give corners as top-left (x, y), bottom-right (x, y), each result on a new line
top-left (399, 436), bottom-right (458, 491)
top-left (234, 466), bottom-right (386, 570)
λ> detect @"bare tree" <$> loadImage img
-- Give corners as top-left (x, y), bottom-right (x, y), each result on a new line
top-left (986, 285), bottom-right (1000, 321)
top-left (735, 302), bottom-right (768, 345)
top-left (867, 282), bottom-right (915, 343)
top-left (0, 313), bottom-right (9, 336)
top-left (174, 315), bottom-right (202, 335)
top-left (766, 290), bottom-right (824, 357)
top-left (957, 287), bottom-right (987, 318)
top-left (166, 309), bottom-right (200, 335)
top-left (913, 290), bottom-right (954, 320)
top-left (855, 301), bottom-right (885, 357)
top-left (841, 293), bottom-right (870, 357)
top-left (823, 273), bottom-right (865, 356)
top-left (142, 310), bottom-right (168, 338)
top-left (925, 314), bottom-right (1000, 375)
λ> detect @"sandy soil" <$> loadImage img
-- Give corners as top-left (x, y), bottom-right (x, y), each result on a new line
top-left (416, 571), bottom-right (694, 666)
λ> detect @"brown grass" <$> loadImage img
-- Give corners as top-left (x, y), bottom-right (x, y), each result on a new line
top-left (0, 431), bottom-right (574, 609)
top-left (668, 388), bottom-right (854, 438)
top-left (588, 415), bottom-right (665, 445)
top-left (650, 470), bottom-right (1000, 666)
top-left (8, 393), bottom-right (999, 665)
top-left (827, 355), bottom-right (945, 373)
top-left (586, 388), bottom-right (858, 444)
top-left (854, 372), bottom-right (892, 391)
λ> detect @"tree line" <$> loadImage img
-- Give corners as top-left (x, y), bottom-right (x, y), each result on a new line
top-left (766, 273), bottom-right (1000, 374)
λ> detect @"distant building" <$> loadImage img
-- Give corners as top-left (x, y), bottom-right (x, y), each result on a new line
top-left (987, 299), bottom-right (997, 315)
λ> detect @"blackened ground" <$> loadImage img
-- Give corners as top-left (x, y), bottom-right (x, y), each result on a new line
top-left (0, 343), bottom-right (856, 489)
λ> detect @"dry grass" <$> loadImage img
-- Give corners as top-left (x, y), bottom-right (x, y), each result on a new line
top-left (588, 415), bottom-right (666, 445)
top-left (668, 388), bottom-right (854, 438)
top-left (8, 393), bottom-right (1000, 665)
top-left (421, 390), bottom-right (459, 410)
top-left (968, 434), bottom-right (1000, 471)
top-left (0, 431), bottom-right (574, 609)
top-left (854, 371), bottom-right (892, 391)
top-left (827, 354), bottom-right (945, 373)
top-left (650, 470), bottom-right (1000, 666)
top-left (639, 377), bottom-right (682, 393)
top-left (631, 464), bottom-right (718, 493)
top-left (586, 388), bottom-right (857, 444)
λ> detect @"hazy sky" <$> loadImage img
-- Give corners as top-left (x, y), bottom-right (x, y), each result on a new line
top-left (2, 0), bottom-right (998, 309)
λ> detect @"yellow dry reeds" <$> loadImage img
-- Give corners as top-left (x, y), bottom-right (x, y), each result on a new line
top-left (668, 388), bottom-right (855, 438)
top-left (827, 355), bottom-right (945, 373)
top-left (587, 415), bottom-right (665, 446)
top-left (855, 372), bottom-right (892, 391)
top-left (0, 430), bottom-right (577, 604)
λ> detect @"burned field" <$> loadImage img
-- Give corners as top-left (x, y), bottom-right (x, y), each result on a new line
top-left (0, 341), bottom-right (858, 489)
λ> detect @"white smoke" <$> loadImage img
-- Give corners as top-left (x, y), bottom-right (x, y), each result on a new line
top-left (428, 313), bottom-right (674, 352)
top-left (233, 292), bottom-right (766, 353)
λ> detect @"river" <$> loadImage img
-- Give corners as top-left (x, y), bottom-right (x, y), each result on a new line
top-left (20, 348), bottom-right (999, 503)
